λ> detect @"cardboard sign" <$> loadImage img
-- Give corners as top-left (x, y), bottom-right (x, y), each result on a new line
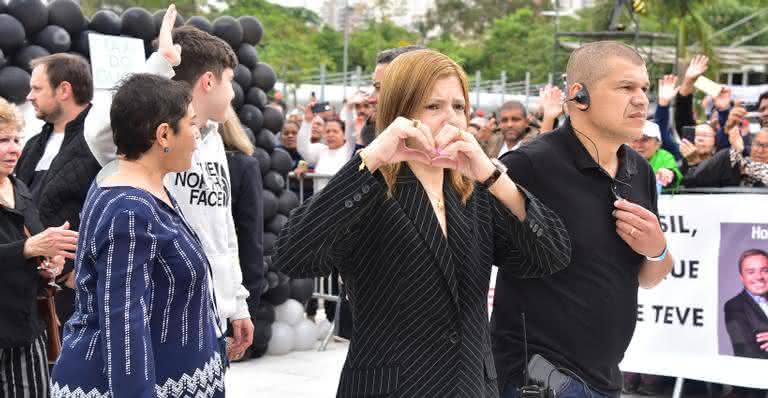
top-left (89, 33), bottom-right (146, 89)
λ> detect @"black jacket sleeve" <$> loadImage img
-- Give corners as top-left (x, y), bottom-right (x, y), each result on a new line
top-left (273, 154), bottom-right (385, 278)
top-left (681, 148), bottom-right (741, 188)
top-left (232, 155), bottom-right (266, 303)
top-left (674, 93), bottom-right (696, 138)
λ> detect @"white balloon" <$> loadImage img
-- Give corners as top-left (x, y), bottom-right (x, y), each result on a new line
top-left (267, 322), bottom-right (294, 355)
top-left (293, 319), bottom-right (318, 351)
top-left (316, 319), bottom-right (332, 341)
top-left (274, 299), bottom-right (305, 326)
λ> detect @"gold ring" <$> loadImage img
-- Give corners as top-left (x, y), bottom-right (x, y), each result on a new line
top-left (630, 227), bottom-right (637, 238)
top-left (412, 119), bottom-right (421, 129)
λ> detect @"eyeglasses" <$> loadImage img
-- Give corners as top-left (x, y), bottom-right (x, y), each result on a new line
top-left (752, 142), bottom-right (768, 150)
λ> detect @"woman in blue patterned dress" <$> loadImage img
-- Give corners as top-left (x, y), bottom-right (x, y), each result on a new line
top-left (50, 73), bottom-right (225, 398)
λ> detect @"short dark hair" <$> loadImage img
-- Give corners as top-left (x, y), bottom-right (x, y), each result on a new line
top-left (111, 74), bottom-right (192, 160)
top-left (499, 100), bottom-right (527, 118)
top-left (375, 45), bottom-right (427, 65)
top-left (738, 249), bottom-right (768, 274)
top-left (30, 53), bottom-right (93, 105)
top-left (566, 41), bottom-right (644, 89)
top-left (758, 91), bottom-right (768, 109)
top-left (325, 118), bottom-right (345, 132)
top-left (170, 26), bottom-right (238, 85)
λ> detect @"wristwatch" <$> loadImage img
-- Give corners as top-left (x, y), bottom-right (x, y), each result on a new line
top-left (481, 158), bottom-right (508, 189)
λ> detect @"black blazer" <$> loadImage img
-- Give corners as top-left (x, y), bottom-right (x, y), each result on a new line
top-left (0, 176), bottom-right (46, 348)
top-left (725, 290), bottom-right (768, 359)
top-left (226, 151), bottom-right (266, 302)
top-left (274, 154), bottom-right (571, 397)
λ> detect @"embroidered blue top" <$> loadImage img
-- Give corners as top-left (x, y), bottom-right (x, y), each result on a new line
top-left (50, 185), bottom-right (225, 398)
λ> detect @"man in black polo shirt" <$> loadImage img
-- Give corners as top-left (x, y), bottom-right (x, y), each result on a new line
top-left (494, 41), bottom-right (674, 398)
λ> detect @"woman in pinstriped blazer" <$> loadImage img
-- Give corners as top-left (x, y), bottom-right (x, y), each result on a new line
top-left (274, 49), bottom-right (572, 398)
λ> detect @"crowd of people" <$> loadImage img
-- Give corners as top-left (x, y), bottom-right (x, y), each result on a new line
top-left (0, 2), bottom-right (766, 398)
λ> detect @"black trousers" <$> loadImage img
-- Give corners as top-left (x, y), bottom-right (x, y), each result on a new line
top-left (0, 332), bottom-right (49, 398)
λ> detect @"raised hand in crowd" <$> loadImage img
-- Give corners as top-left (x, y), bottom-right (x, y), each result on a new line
top-left (656, 74), bottom-right (678, 107)
top-left (713, 86), bottom-right (733, 111)
top-left (539, 84), bottom-right (564, 132)
top-left (23, 221), bottom-right (79, 260)
top-left (158, 5), bottom-right (182, 66)
top-left (725, 106), bottom-right (748, 132)
top-left (728, 125), bottom-right (745, 154)
top-left (680, 55), bottom-right (709, 96)
top-left (679, 139), bottom-right (701, 165)
top-left (476, 116), bottom-right (496, 142)
top-left (655, 168), bottom-right (675, 187)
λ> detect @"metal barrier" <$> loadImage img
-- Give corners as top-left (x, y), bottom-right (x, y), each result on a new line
top-left (286, 171), bottom-right (343, 351)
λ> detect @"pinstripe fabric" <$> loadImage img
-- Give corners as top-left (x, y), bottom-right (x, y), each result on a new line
top-left (0, 332), bottom-right (49, 398)
top-left (275, 155), bottom-right (572, 398)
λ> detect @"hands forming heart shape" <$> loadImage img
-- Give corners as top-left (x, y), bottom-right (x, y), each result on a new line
top-left (363, 117), bottom-right (496, 182)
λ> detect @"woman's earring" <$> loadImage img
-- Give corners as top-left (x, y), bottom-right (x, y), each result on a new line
top-left (163, 147), bottom-right (171, 154)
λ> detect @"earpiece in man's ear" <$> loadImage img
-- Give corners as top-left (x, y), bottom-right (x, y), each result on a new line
top-left (567, 83), bottom-right (591, 112)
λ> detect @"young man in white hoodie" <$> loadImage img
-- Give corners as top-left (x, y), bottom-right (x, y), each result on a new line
top-left (84, 6), bottom-right (254, 359)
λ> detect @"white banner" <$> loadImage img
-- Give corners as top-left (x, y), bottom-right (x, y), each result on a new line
top-left (88, 33), bottom-right (146, 90)
top-left (621, 194), bottom-right (768, 389)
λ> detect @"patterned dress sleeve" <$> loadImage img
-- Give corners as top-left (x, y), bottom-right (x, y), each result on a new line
top-left (94, 207), bottom-right (157, 398)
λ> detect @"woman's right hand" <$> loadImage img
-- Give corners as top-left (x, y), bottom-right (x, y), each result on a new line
top-left (24, 221), bottom-right (79, 260)
top-left (362, 117), bottom-right (435, 172)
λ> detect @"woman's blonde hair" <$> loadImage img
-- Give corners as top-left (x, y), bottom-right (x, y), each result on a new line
top-left (219, 107), bottom-right (254, 156)
top-left (375, 49), bottom-right (474, 204)
top-left (0, 96), bottom-right (24, 132)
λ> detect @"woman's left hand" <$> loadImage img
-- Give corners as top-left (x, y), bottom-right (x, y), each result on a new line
top-left (430, 124), bottom-right (495, 182)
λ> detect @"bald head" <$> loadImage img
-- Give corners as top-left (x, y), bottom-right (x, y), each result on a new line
top-left (566, 41), bottom-right (645, 88)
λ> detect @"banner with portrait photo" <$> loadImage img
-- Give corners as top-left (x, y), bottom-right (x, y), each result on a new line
top-left (620, 194), bottom-right (768, 389)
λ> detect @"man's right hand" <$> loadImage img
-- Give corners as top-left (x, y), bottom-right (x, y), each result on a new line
top-left (680, 55), bottom-right (709, 96)
top-left (158, 5), bottom-right (182, 67)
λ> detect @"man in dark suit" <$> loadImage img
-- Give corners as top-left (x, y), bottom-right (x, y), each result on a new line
top-left (14, 53), bottom-right (99, 326)
top-left (725, 249), bottom-right (768, 359)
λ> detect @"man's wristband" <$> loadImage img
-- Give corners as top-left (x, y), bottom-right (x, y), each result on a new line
top-left (646, 245), bottom-right (668, 262)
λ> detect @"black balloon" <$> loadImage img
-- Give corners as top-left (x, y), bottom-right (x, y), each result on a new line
top-left (237, 43), bottom-right (259, 69)
top-left (264, 171), bottom-right (284, 195)
top-left (255, 128), bottom-right (275, 153)
top-left (266, 214), bottom-right (287, 235)
top-left (289, 278), bottom-right (314, 303)
top-left (252, 147), bottom-right (271, 175)
top-left (121, 7), bottom-right (154, 41)
top-left (277, 190), bottom-right (299, 216)
top-left (251, 63), bottom-right (276, 92)
top-left (13, 45), bottom-right (49, 72)
top-left (0, 66), bottom-right (31, 104)
top-left (35, 25), bottom-right (70, 53)
top-left (212, 16), bottom-right (242, 49)
top-left (234, 64), bottom-right (252, 89)
top-left (262, 190), bottom-right (278, 221)
top-left (262, 106), bottom-right (284, 134)
top-left (231, 81), bottom-right (244, 110)
top-left (152, 8), bottom-right (184, 37)
top-left (238, 104), bottom-right (263, 133)
top-left (0, 14), bottom-right (26, 53)
top-left (238, 16), bottom-right (263, 45)
top-left (270, 148), bottom-right (293, 175)
top-left (185, 15), bottom-right (212, 33)
top-left (265, 272), bottom-right (279, 290)
top-left (7, 0), bottom-right (47, 37)
top-left (246, 87), bottom-right (267, 109)
top-left (250, 343), bottom-right (268, 358)
top-left (263, 232), bottom-right (279, 257)
top-left (73, 29), bottom-right (91, 57)
top-left (251, 320), bottom-right (273, 345)
top-left (89, 9), bottom-right (121, 35)
top-left (47, 0), bottom-right (86, 36)
top-left (262, 270), bottom-right (288, 304)
top-left (242, 126), bottom-right (255, 145)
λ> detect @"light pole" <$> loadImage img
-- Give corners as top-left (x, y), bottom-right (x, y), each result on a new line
top-left (342, 0), bottom-right (350, 101)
